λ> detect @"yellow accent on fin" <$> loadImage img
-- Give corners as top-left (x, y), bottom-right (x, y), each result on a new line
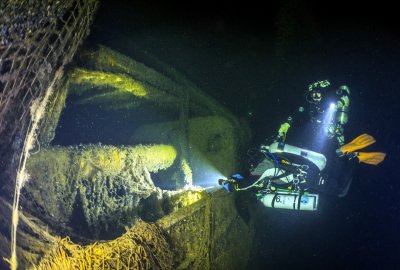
top-left (356, 152), bottom-right (386, 165)
top-left (340, 133), bottom-right (376, 153)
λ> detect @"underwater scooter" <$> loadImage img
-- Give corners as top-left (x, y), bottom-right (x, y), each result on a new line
top-left (218, 141), bottom-right (325, 211)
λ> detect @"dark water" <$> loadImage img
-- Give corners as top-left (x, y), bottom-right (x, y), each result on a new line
top-left (60, 0), bottom-right (400, 269)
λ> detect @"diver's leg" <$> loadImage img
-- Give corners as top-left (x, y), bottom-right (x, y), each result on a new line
top-left (307, 172), bottom-right (339, 195)
top-left (315, 156), bottom-right (357, 197)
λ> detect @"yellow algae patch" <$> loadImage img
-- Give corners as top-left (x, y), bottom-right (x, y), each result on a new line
top-left (177, 189), bottom-right (203, 207)
top-left (132, 144), bottom-right (177, 172)
top-left (70, 68), bottom-right (148, 97)
top-left (163, 189), bottom-right (205, 213)
top-left (181, 158), bottom-right (193, 186)
top-left (72, 144), bottom-right (176, 179)
top-left (76, 146), bottom-right (127, 179)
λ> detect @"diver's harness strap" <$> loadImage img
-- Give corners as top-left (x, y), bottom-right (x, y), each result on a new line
top-left (233, 151), bottom-right (296, 192)
top-left (271, 193), bottom-right (278, 208)
top-left (253, 148), bottom-right (308, 194)
top-left (296, 189), bottom-right (305, 210)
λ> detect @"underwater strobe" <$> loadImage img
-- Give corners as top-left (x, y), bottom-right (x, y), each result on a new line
top-left (261, 191), bottom-right (319, 211)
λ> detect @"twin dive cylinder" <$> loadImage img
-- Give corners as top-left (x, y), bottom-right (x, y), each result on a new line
top-left (335, 95), bottom-right (349, 125)
top-left (261, 191), bottom-right (319, 211)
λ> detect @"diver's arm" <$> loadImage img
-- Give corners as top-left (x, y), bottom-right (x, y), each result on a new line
top-left (219, 173), bottom-right (260, 192)
top-left (274, 105), bottom-right (306, 143)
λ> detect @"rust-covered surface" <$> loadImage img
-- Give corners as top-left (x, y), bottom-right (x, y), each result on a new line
top-left (158, 190), bottom-right (256, 270)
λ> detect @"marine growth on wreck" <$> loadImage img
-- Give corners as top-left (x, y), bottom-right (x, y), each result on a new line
top-left (0, 4), bottom-right (256, 266)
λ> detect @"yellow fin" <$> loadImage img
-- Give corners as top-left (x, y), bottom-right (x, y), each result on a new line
top-left (340, 133), bottom-right (376, 153)
top-left (356, 152), bottom-right (386, 165)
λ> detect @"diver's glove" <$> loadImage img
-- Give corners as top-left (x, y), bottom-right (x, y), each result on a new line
top-left (275, 116), bottom-right (292, 142)
top-left (220, 180), bottom-right (237, 192)
top-left (218, 174), bottom-right (243, 192)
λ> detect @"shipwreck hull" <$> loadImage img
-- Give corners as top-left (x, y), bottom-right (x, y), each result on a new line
top-left (0, 3), bottom-right (257, 268)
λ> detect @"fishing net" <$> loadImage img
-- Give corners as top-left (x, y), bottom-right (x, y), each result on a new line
top-left (32, 221), bottom-right (173, 270)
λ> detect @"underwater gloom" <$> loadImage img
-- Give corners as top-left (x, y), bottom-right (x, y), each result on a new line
top-left (0, 0), bottom-right (398, 269)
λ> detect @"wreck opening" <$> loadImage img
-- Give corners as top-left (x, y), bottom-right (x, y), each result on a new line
top-left (52, 85), bottom-right (180, 147)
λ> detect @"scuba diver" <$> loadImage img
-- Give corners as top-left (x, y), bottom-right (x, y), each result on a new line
top-left (219, 80), bottom-right (386, 211)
